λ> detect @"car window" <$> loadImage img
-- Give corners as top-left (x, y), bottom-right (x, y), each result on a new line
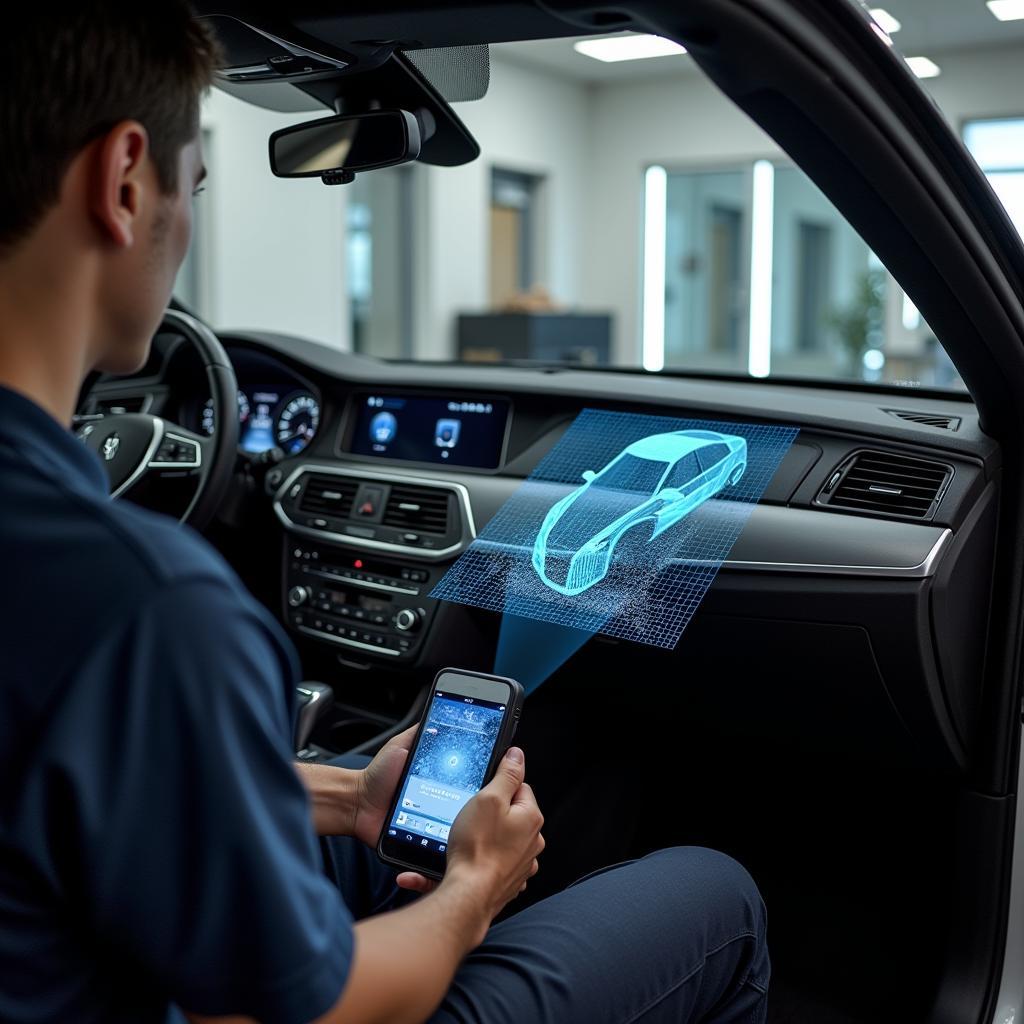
top-left (177, 35), bottom-right (968, 391)
top-left (693, 444), bottom-right (729, 475)
top-left (592, 454), bottom-right (669, 494)
top-left (664, 453), bottom-right (702, 490)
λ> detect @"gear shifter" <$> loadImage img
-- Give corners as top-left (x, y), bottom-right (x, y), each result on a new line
top-left (294, 681), bottom-right (333, 754)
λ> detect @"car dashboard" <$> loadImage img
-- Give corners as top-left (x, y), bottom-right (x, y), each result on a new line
top-left (82, 324), bottom-right (995, 776)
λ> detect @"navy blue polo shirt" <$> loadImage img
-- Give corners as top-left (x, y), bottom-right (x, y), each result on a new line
top-left (0, 385), bottom-right (353, 1022)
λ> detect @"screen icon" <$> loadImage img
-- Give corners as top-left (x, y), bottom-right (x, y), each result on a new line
top-left (435, 418), bottom-right (461, 449)
top-left (420, 838), bottom-right (429, 846)
top-left (438, 844), bottom-right (446, 853)
top-left (371, 411), bottom-right (398, 445)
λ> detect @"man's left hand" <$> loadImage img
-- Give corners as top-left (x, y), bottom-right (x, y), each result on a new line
top-left (352, 726), bottom-right (417, 847)
top-left (296, 726), bottom-right (417, 845)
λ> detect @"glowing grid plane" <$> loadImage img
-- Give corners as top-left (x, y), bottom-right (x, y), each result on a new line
top-left (432, 410), bottom-right (798, 649)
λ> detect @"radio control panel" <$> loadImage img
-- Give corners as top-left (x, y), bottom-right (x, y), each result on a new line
top-left (283, 542), bottom-right (439, 660)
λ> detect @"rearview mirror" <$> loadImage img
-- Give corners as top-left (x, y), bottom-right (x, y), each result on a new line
top-left (269, 109), bottom-right (421, 184)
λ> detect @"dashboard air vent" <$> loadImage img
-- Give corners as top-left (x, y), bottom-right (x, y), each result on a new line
top-left (382, 484), bottom-right (451, 535)
top-left (884, 408), bottom-right (961, 431)
top-left (822, 451), bottom-right (951, 519)
top-left (298, 475), bottom-right (357, 517)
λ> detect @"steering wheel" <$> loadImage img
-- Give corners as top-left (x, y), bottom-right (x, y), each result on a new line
top-left (78, 309), bottom-right (239, 530)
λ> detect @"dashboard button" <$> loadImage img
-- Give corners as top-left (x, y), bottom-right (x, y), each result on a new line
top-left (288, 586), bottom-right (310, 608)
top-left (395, 608), bottom-right (421, 633)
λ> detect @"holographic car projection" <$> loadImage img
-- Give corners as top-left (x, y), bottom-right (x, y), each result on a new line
top-left (531, 429), bottom-right (747, 596)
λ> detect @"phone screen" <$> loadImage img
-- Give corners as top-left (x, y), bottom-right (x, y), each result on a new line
top-left (385, 687), bottom-right (508, 856)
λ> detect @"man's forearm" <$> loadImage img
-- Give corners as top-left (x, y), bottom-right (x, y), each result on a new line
top-left (295, 762), bottom-right (361, 837)
top-left (323, 873), bottom-right (492, 1024)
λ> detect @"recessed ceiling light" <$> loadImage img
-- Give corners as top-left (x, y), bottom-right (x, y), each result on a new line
top-left (905, 55), bottom-right (941, 78)
top-left (869, 8), bottom-right (902, 34)
top-left (573, 34), bottom-right (687, 63)
top-left (988, 0), bottom-right (1024, 20)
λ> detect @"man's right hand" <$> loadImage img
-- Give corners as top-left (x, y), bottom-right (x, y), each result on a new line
top-left (441, 746), bottom-right (545, 944)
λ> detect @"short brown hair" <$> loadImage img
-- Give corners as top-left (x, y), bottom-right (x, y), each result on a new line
top-left (0, 2), bottom-right (222, 252)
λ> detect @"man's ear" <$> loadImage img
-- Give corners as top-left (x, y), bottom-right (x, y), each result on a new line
top-left (90, 120), bottom-right (150, 249)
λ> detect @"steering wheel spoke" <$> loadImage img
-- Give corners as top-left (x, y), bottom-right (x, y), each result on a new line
top-left (147, 423), bottom-right (207, 478)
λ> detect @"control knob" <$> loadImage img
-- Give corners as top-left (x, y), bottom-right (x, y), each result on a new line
top-left (394, 608), bottom-right (422, 633)
top-left (288, 585), bottom-right (311, 608)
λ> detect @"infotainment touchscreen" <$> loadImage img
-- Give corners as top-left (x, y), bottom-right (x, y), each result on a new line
top-left (349, 395), bottom-right (510, 469)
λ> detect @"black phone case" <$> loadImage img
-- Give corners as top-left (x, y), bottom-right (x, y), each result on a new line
top-left (376, 667), bottom-right (525, 880)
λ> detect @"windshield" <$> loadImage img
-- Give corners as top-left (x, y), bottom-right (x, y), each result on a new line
top-left (591, 454), bottom-right (669, 495)
top-left (176, 27), bottom-right (1016, 393)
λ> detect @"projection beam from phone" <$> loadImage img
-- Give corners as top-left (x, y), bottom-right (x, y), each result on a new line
top-left (494, 614), bottom-right (595, 695)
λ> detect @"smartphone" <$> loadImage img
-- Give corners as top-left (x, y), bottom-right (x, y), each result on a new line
top-left (377, 668), bottom-right (525, 880)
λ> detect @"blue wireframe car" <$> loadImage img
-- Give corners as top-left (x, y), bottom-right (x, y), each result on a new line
top-left (531, 430), bottom-right (747, 596)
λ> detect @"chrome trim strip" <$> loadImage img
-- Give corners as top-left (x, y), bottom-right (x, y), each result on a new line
top-left (305, 567), bottom-right (419, 596)
top-left (110, 418), bottom-right (165, 499)
top-left (273, 463), bottom-right (477, 561)
top-left (297, 625), bottom-right (401, 657)
top-left (472, 526), bottom-right (952, 580)
top-left (718, 528), bottom-right (952, 578)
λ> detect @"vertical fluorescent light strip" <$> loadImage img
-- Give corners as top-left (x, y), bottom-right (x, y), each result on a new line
top-left (643, 165), bottom-right (668, 372)
top-left (902, 293), bottom-right (921, 330)
top-left (748, 159), bottom-right (775, 378)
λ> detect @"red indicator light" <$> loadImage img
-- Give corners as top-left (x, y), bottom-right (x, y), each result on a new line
top-left (354, 559), bottom-right (364, 569)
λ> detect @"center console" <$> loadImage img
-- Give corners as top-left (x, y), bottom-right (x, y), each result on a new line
top-left (274, 464), bottom-right (478, 662)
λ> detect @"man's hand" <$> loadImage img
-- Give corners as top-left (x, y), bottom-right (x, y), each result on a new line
top-left (441, 746), bottom-right (545, 943)
top-left (351, 725), bottom-right (417, 846)
top-left (294, 726), bottom-right (417, 845)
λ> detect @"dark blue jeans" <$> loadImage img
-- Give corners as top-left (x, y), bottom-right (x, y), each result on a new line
top-left (323, 756), bottom-right (769, 1024)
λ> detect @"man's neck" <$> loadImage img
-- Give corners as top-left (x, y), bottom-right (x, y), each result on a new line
top-left (0, 239), bottom-right (95, 427)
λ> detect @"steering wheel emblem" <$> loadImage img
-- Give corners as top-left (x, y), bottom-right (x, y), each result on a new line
top-left (101, 433), bottom-right (120, 461)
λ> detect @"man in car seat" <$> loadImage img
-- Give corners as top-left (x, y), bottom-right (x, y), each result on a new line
top-left (0, 4), bottom-right (769, 1022)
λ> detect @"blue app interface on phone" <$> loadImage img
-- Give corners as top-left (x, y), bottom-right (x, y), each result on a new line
top-left (387, 690), bottom-right (505, 853)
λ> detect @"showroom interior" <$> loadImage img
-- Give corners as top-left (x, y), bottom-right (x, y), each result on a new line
top-left (176, 0), bottom-right (1024, 391)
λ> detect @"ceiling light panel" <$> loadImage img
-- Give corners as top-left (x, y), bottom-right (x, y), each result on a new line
top-left (574, 34), bottom-right (687, 63)
top-left (987, 0), bottom-right (1024, 22)
top-left (869, 8), bottom-right (902, 33)
top-left (906, 56), bottom-right (941, 78)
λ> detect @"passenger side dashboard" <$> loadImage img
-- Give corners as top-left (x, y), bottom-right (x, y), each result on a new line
top-left (214, 330), bottom-right (994, 780)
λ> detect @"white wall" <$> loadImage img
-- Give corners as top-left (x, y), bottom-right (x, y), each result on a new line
top-left (415, 54), bottom-right (592, 359)
top-left (198, 89), bottom-right (350, 348)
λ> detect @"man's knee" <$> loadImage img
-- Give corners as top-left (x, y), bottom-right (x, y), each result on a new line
top-left (640, 846), bottom-right (767, 940)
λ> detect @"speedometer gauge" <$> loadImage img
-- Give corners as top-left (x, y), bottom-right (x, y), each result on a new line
top-left (276, 392), bottom-right (320, 455)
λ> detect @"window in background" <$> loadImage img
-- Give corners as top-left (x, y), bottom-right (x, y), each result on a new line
top-left (643, 160), bottom-right (957, 387)
top-left (964, 117), bottom-right (1024, 239)
top-left (346, 165), bottom-right (415, 359)
top-left (490, 169), bottom-right (540, 307)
